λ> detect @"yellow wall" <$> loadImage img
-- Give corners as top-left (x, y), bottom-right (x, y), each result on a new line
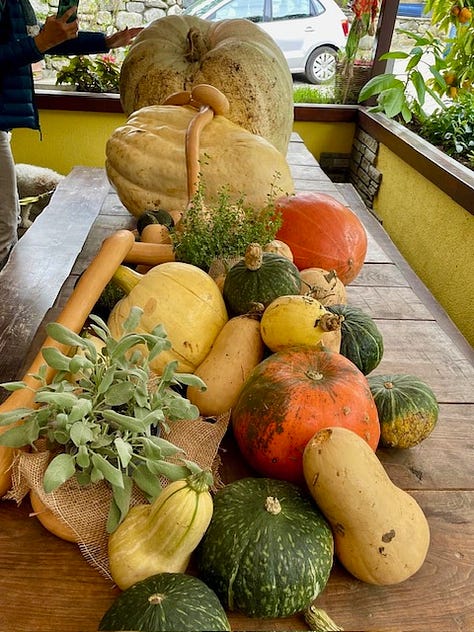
top-left (293, 120), bottom-right (355, 161)
top-left (11, 110), bottom-right (126, 174)
top-left (374, 145), bottom-right (474, 347)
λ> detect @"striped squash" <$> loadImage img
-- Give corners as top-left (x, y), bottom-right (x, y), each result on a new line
top-left (328, 304), bottom-right (383, 374)
top-left (368, 373), bottom-right (439, 448)
top-left (196, 477), bottom-right (334, 618)
top-left (223, 243), bottom-right (301, 315)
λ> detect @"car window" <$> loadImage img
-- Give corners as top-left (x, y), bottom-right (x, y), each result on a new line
top-left (271, 0), bottom-right (323, 21)
top-left (209, 0), bottom-right (265, 21)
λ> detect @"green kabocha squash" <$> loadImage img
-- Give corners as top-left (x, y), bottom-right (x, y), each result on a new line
top-left (196, 477), bottom-right (334, 619)
top-left (137, 210), bottom-right (175, 235)
top-left (327, 303), bottom-right (383, 374)
top-left (223, 243), bottom-right (301, 315)
top-left (98, 572), bottom-right (231, 632)
top-left (368, 373), bottom-right (439, 448)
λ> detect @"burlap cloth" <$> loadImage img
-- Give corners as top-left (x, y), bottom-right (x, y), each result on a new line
top-left (5, 412), bottom-right (230, 580)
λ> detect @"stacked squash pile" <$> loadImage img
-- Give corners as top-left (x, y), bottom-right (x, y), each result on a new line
top-left (0, 16), bottom-right (440, 631)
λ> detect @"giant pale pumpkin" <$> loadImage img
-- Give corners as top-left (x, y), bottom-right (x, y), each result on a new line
top-left (106, 102), bottom-right (294, 218)
top-left (119, 15), bottom-right (294, 154)
top-left (231, 347), bottom-right (380, 484)
top-left (275, 192), bottom-right (368, 284)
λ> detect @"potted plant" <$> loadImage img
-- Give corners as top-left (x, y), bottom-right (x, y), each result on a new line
top-left (335, 0), bottom-right (380, 104)
top-left (55, 53), bottom-right (121, 93)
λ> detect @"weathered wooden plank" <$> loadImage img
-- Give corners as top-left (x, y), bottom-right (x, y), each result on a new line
top-left (351, 262), bottom-right (409, 287)
top-left (0, 167), bottom-right (110, 388)
top-left (372, 320), bottom-right (474, 403)
top-left (346, 285), bottom-right (435, 320)
top-left (0, 488), bottom-right (471, 632)
top-left (380, 403), bottom-right (474, 490)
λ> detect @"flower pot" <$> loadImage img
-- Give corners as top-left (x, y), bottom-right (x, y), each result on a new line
top-left (335, 62), bottom-right (373, 104)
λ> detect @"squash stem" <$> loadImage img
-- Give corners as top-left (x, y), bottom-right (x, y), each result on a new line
top-left (112, 265), bottom-right (143, 294)
top-left (304, 605), bottom-right (343, 631)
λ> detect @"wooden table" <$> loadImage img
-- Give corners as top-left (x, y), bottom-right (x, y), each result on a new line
top-left (0, 136), bottom-right (473, 631)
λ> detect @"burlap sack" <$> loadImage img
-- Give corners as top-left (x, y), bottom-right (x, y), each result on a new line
top-left (6, 412), bottom-right (230, 580)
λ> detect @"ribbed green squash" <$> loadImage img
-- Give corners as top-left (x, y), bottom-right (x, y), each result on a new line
top-left (196, 477), bottom-right (334, 618)
top-left (368, 373), bottom-right (439, 448)
top-left (327, 304), bottom-right (383, 374)
top-left (98, 572), bottom-right (231, 631)
top-left (223, 243), bottom-right (301, 315)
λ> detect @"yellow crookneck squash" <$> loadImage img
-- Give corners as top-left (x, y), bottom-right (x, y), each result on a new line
top-left (107, 262), bottom-right (228, 374)
top-left (119, 15), bottom-right (294, 154)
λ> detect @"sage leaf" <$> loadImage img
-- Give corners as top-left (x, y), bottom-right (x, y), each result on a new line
top-left (0, 381), bottom-right (27, 392)
top-left (146, 459), bottom-right (190, 480)
top-left (75, 445), bottom-right (90, 469)
top-left (43, 453), bottom-right (76, 492)
top-left (91, 453), bottom-right (124, 488)
top-left (101, 409), bottom-right (148, 433)
top-left (70, 421), bottom-right (95, 446)
top-left (97, 366), bottom-right (116, 395)
top-left (68, 399), bottom-right (93, 423)
top-left (107, 477), bottom-right (133, 533)
top-left (133, 463), bottom-right (162, 501)
top-left (114, 437), bottom-right (133, 468)
top-left (104, 382), bottom-right (135, 407)
top-left (122, 306), bottom-right (144, 332)
top-left (0, 408), bottom-right (35, 426)
top-left (46, 322), bottom-right (86, 347)
top-left (0, 418), bottom-right (40, 447)
top-left (35, 391), bottom-right (78, 409)
top-left (41, 347), bottom-right (73, 372)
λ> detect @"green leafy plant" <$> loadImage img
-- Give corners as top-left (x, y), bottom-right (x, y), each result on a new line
top-left (0, 307), bottom-right (206, 532)
top-left (359, 0), bottom-right (473, 121)
top-left (418, 92), bottom-right (474, 166)
top-left (56, 53), bottom-right (121, 93)
top-left (172, 177), bottom-right (284, 271)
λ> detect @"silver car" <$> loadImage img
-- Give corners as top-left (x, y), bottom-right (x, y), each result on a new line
top-left (183, 0), bottom-right (349, 84)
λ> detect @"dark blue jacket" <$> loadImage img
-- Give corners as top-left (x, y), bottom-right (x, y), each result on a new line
top-left (0, 0), bottom-right (110, 130)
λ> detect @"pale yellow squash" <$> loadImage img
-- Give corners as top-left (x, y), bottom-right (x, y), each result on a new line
top-left (303, 426), bottom-right (431, 585)
top-left (106, 104), bottom-right (294, 218)
top-left (108, 470), bottom-right (214, 590)
top-left (108, 263), bottom-right (228, 374)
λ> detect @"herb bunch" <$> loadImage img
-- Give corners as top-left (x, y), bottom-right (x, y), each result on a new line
top-left (0, 307), bottom-right (206, 532)
top-left (172, 177), bottom-right (284, 271)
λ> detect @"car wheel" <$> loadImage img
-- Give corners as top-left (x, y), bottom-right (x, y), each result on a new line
top-left (305, 46), bottom-right (337, 84)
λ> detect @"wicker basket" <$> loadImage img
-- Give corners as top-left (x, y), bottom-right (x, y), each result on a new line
top-left (335, 62), bottom-right (373, 105)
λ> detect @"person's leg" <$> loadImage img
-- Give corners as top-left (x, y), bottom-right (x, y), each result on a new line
top-left (0, 130), bottom-right (19, 269)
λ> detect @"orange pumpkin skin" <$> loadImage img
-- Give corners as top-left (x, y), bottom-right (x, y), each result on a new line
top-left (231, 347), bottom-right (380, 484)
top-left (275, 192), bottom-right (368, 285)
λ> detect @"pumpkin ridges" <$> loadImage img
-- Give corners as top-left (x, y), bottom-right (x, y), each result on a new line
top-left (231, 348), bottom-right (380, 483)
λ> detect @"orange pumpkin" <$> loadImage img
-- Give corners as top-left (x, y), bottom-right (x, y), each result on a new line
top-left (275, 192), bottom-right (368, 284)
top-left (231, 347), bottom-right (380, 484)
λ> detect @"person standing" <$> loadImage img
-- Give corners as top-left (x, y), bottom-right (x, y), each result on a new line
top-left (0, 0), bottom-right (142, 269)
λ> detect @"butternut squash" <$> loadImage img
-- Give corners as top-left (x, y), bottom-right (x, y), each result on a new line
top-left (187, 312), bottom-right (265, 416)
top-left (140, 223), bottom-right (172, 245)
top-left (29, 490), bottom-right (78, 543)
top-left (303, 426), bottom-right (430, 585)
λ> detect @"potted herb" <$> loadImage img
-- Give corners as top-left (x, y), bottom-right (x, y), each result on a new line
top-left (0, 306), bottom-right (206, 533)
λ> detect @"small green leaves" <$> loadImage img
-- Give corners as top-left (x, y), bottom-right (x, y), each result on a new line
top-left (0, 306), bottom-right (204, 532)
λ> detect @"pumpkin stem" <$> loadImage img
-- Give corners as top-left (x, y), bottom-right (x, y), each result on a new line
top-left (112, 265), bottom-right (143, 295)
top-left (185, 27), bottom-right (209, 62)
top-left (304, 604), bottom-right (344, 631)
top-left (186, 468), bottom-right (214, 493)
top-left (148, 593), bottom-right (165, 606)
top-left (383, 381), bottom-right (394, 389)
top-left (264, 496), bottom-right (282, 514)
top-left (317, 312), bottom-right (344, 332)
top-left (244, 243), bottom-right (263, 271)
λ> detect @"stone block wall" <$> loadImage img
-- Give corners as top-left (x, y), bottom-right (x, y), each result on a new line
top-left (349, 129), bottom-right (382, 209)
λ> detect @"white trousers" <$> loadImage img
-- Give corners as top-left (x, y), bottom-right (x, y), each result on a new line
top-left (0, 130), bottom-right (19, 269)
